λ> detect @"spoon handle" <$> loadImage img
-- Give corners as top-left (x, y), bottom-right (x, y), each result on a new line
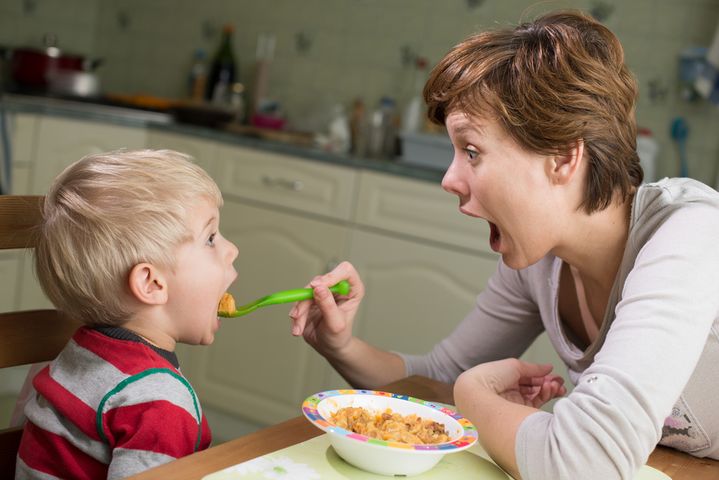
top-left (258, 280), bottom-right (350, 307)
top-left (220, 280), bottom-right (350, 318)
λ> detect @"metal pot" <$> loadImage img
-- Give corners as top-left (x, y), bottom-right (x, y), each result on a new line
top-left (11, 47), bottom-right (83, 88)
top-left (9, 35), bottom-right (102, 91)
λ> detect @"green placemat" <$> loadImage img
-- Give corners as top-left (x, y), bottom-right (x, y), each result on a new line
top-left (202, 434), bottom-right (510, 480)
top-left (203, 436), bottom-right (671, 480)
top-left (203, 400), bottom-right (670, 480)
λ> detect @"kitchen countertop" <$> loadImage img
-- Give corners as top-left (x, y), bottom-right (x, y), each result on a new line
top-left (1, 93), bottom-right (447, 184)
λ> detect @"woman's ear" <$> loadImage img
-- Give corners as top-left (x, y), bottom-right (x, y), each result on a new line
top-left (548, 139), bottom-right (585, 185)
top-left (128, 263), bottom-right (168, 305)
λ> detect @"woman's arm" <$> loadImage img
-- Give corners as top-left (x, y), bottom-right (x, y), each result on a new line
top-left (454, 359), bottom-right (566, 479)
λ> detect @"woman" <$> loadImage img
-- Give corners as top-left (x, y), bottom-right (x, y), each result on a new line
top-left (289, 10), bottom-right (719, 480)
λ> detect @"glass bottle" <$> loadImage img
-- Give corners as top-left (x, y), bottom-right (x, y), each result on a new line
top-left (188, 48), bottom-right (207, 102)
top-left (205, 24), bottom-right (237, 104)
top-left (367, 97), bottom-right (397, 159)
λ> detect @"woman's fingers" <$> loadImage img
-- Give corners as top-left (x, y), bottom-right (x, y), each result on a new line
top-left (289, 299), bottom-right (311, 336)
top-left (310, 284), bottom-right (345, 333)
top-left (310, 261), bottom-right (365, 300)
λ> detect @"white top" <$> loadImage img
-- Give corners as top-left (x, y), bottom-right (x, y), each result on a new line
top-left (400, 178), bottom-right (719, 479)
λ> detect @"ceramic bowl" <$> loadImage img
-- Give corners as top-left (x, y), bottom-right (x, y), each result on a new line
top-left (302, 389), bottom-right (478, 477)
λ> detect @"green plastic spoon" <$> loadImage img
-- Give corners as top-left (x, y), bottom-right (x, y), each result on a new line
top-left (218, 280), bottom-right (350, 318)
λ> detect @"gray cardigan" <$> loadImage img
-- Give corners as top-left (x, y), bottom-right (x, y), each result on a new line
top-left (401, 178), bottom-right (719, 479)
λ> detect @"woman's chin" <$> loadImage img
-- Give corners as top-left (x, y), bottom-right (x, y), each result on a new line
top-left (502, 250), bottom-right (544, 270)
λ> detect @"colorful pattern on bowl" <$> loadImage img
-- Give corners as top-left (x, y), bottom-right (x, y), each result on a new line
top-left (302, 389), bottom-right (478, 451)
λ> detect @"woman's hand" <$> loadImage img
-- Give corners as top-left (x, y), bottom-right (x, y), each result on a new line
top-left (289, 261), bottom-right (365, 356)
top-left (456, 358), bottom-right (567, 409)
top-left (454, 359), bottom-right (566, 479)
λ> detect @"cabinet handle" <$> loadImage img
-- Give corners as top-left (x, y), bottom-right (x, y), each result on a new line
top-left (261, 175), bottom-right (304, 191)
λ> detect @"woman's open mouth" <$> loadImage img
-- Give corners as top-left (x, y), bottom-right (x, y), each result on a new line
top-left (489, 221), bottom-right (501, 252)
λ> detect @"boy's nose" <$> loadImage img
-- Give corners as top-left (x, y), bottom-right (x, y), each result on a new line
top-left (227, 240), bottom-right (239, 263)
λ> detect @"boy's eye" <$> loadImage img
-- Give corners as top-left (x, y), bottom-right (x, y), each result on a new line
top-left (207, 233), bottom-right (217, 246)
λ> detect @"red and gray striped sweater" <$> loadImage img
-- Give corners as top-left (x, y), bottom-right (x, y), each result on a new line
top-left (16, 327), bottom-right (211, 479)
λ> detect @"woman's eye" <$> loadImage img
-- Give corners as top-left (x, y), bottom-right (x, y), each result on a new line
top-left (464, 148), bottom-right (479, 161)
top-left (207, 233), bottom-right (217, 247)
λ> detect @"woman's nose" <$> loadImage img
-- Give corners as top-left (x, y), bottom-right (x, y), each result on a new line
top-left (441, 158), bottom-right (464, 196)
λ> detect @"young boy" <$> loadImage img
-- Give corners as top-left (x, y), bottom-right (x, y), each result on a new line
top-left (15, 149), bottom-right (239, 479)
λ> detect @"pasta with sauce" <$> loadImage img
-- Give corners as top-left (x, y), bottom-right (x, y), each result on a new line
top-left (330, 407), bottom-right (450, 444)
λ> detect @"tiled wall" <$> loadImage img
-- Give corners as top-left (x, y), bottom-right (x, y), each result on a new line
top-left (1, 0), bottom-right (718, 185)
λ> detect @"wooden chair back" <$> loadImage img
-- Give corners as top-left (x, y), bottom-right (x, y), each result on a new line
top-left (0, 195), bottom-right (81, 476)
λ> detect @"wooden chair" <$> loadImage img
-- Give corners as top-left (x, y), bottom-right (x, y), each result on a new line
top-left (0, 195), bottom-right (81, 476)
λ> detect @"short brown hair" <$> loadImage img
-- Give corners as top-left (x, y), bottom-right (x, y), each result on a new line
top-left (424, 10), bottom-right (642, 213)
top-left (36, 149), bottom-right (223, 327)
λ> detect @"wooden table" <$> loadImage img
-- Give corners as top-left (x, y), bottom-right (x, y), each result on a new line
top-left (129, 375), bottom-right (719, 479)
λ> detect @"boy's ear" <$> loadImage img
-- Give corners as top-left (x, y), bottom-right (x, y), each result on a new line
top-left (547, 139), bottom-right (584, 185)
top-left (128, 263), bottom-right (168, 305)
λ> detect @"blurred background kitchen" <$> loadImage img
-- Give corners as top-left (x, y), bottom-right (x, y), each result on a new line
top-left (1, 0), bottom-right (719, 443)
top-left (1, 0), bottom-right (719, 181)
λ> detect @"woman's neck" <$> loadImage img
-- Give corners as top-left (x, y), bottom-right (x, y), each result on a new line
top-left (555, 196), bottom-right (633, 293)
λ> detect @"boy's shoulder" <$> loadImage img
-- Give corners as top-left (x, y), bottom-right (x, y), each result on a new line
top-left (35, 326), bottom-right (188, 407)
top-left (32, 326), bottom-right (201, 436)
top-left (71, 326), bottom-right (180, 375)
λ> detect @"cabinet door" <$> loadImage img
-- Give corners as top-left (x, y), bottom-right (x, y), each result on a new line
top-left (8, 113), bottom-right (38, 194)
top-left (184, 200), bottom-right (349, 426)
top-left (355, 170), bottom-right (491, 253)
top-left (146, 130), bottom-right (219, 179)
top-left (31, 116), bottom-right (147, 194)
top-left (216, 144), bottom-right (357, 221)
top-left (325, 229), bottom-right (498, 389)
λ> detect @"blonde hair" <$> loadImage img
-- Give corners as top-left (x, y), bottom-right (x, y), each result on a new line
top-left (424, 10), bottom-right (642, 213)
top-left (35, 149), bottom-right (223, 326)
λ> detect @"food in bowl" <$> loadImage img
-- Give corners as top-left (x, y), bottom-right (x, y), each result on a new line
top-left (217, 292), bottom-right (236, 315)
top-left (330, 406), bottom-right (450, 444)
top-left (302, 389), bottom-right (478, 476)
